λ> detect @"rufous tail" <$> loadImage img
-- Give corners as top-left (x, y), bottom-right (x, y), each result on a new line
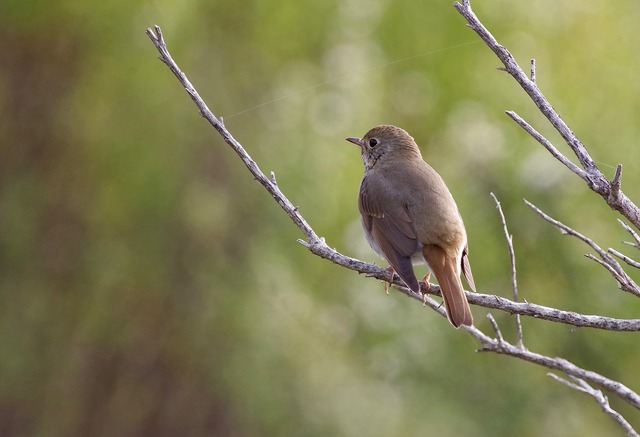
top-left (422, 244), bottom-right (473, 328)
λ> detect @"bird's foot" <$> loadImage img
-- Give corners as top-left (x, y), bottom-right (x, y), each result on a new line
top-left (421, 272), bottom-right (432, 306)
top-left (383, 266), bottom-right (395, 295)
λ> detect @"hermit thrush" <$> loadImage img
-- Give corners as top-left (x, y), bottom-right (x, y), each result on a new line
top-left (346, 125), bottom-right (475, 327)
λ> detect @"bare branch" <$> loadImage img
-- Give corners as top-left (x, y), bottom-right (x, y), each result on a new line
top-left (547, 373), bottom-right (588, 392)
top-left (618, 219), bottom-right (640, 249)
top-left (486, 313), bottom-right (505, 344)
top-left (321, 255), bottom-right (640, 332)
top-left (146, 26), bottom-right (320, 246)
top-left (378, 271), bottom-right (640, 331)
top-left (585, 253), bottom-right (629, 284)
top-left (526, 200), bottom-right (640, 297)
top-left (491, 193), bottom-right (524, 348)
top-left (610, 164), bottom-right (623, 203)
top-left (463, 321), bottom-right (640, 411)
top-left (468, 292), bottom-right (640, 331)
top-left (609, 248), bottom-right (640, 269)
top-left (323, 257), bottom-right (640, 332)
top-left (453, 0), bottom-right (640, 230)
top-left (452, 1), bottom-right (595, 170)
top-left (505, 111), bottom-right (589, 182)
top-left (548, 374), bottom-right (640, 437)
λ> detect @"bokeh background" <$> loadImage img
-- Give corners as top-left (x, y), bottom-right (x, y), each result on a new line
top-left (2, 0), bottom-right (640, 435)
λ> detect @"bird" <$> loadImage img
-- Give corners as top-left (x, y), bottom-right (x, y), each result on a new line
top-left (346, 125), bottom-right (475, 327)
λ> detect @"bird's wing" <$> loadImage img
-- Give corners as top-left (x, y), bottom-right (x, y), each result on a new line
top-left (359, 174), bottom-right (420, 292)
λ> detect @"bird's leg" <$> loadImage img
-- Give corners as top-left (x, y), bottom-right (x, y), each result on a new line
top-left (421, 272), bottom-right (432, 306)
top-left (365, 267), bottom-right (395, 294)
top-left (383, 266), bottom-right (395, 295)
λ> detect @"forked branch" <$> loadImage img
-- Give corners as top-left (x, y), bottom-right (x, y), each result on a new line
top-left (454, 0), bottom-right (640, 230)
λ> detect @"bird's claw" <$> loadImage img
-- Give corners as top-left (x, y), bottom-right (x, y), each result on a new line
top-left (421, 272), bottom-right (432, 306)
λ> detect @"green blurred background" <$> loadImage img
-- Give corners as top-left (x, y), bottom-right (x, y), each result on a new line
top-left (2, 0), bottom-right (640, 435)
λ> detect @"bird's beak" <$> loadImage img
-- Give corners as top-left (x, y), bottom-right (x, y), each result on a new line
top-left (345, 137), bottom-right (362, 147)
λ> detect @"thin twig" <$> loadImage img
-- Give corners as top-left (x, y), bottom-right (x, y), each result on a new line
top-left (585, 254), bottom-right (628, 283)
top-left (491, 193), bottom-right (524, 348)
top-left (463, 321), bottom-right (640, 410)
top-left (486, 313), bottom-right (504, 344)
top-left (505, 111), bottom-right (589, 182)
top-left (526, 200), bottom-right (640, 297)
top-left (453, 0), bottom-right (596, 171)
top-left (453, 0), bottom-right (640, 230)
top-left (609, 164), bottom-right (623, 204)
top-left (548, 374), bottom-right (640, 437)
top-left (145, 26), bottom-right (318, 244)
top-left (609, 248), bottom-right (640, 269)
top-left (618, 219), bottom-right (640, 249)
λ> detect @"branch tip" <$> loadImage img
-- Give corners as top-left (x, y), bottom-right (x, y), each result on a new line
top-left (145, 25), bottom-right (164, 44)
top-left (616, 219), bottom-right (640, 248)
top-left (609, 248), bottom-right (640, 269)
top-left (487, 313), bottom-right (504, 343)
top-left (490, 193), bottom-right (523, 343)
top-left (610, 164), bottom-right (623, 197)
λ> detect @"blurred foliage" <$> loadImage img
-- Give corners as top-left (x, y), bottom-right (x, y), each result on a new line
top-left (1, 0), bottom-right (640, 435)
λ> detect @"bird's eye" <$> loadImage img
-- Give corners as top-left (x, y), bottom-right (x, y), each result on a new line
top-left (368, 138), bottom-right (379, 148)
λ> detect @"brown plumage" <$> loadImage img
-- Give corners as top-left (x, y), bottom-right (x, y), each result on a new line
top-left (346, 125), bottom-right (475, 328)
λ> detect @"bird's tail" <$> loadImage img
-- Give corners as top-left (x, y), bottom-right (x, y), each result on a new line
top-left (422, 244), bottom-right (473, 328)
